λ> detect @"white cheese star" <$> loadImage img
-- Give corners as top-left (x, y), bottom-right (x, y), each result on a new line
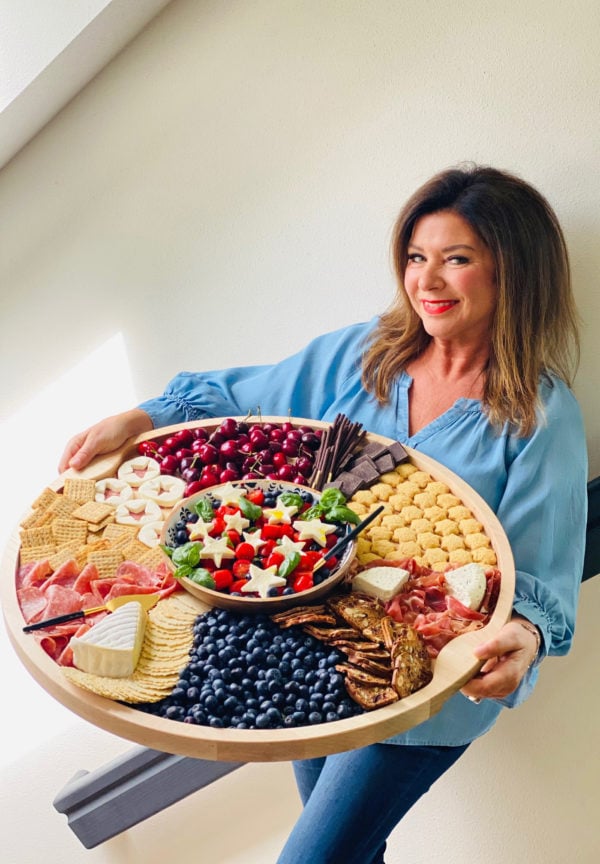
top-left (241, 563), bottom-right (287, 598)
top-left (214, 482), bottom-right (248, 506)
top-left (264, 498), bottom-right (299, 524)
top-left (223, 511), bottom-right (251, 533)
top-left (241, 530), bottom-right (266, 552)
top-left (277, 534), bottom-right (306, 555)
top-left (188, 520), bottom-right (214, 541)
top-left (198, 535), bottom-right (235, 567)
top-left (292, 518), bottom-right (337, 547)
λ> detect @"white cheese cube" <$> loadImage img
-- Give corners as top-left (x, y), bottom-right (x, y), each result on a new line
top-left (70, 601), bottom-right (147, 677)
top-left (444, 563), bottom-right (487, 610)
top-left (352, 566), bottom-right (410, 601)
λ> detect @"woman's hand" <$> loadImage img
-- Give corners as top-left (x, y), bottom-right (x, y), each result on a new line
top-left (58, 409), bottom-right (154, 473)
top-left (460, 616), bottom-right (541, 703)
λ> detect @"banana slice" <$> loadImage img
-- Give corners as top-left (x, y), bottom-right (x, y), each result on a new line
top-left (117, 456), bottom-right (161, 487)
top-left (138, 475), bottom-right (186, 507)
top-left (137, 520), bottom-right (165, 548)
top-left (95, 478), bottom-right (134, 506)
top-left (115, 498), bottom-right (162, 526)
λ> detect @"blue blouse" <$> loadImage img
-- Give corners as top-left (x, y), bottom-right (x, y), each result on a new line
top-left (139, 319), bottom-right (588, 746)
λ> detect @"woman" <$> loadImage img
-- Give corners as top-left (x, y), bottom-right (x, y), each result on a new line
top-left (59, 166), bottom-right (588, 864)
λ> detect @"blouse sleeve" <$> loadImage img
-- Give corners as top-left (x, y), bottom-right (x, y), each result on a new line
top-left (492, 379), bottom-right (588, 708)
top-left (137, 321), bottom-right (372, 428)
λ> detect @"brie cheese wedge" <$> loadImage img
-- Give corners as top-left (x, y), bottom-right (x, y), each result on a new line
top-left (444, 563), bottom-right (487, 610)
top-left (70, 601), bottom-right (147, 677)
top-left (352, 566), bottom-right (410, 602)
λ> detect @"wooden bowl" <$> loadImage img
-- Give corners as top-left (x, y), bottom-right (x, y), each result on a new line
top-left (160, 479), bottom-right (356, 612)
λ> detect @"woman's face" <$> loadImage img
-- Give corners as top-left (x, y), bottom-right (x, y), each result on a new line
top-left (404, 210), bottom-right (497, 349)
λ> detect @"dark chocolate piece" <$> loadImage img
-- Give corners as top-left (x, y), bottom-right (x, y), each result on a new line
top-left (374, 453), bottom-right (395, 473)
top-left (387, 441), bottom-right (409, 464)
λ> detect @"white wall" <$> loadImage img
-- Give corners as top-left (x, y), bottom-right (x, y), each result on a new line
top-left (1, 1), bottom-right (598, 862)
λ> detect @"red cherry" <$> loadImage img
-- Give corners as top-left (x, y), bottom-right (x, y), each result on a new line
top-left (281, 440), bottom-right (299, 457)
top-left (192, 428), bottom-right (209, 441)
top-left (184, 480), bottom-right (205, 496)
top-left (137, 440), bottom-right (158, 456)
top-left (175, 447), bottom-right (194, 461)
top-left (160, 455), bottom-right (179, 475)
top-left (269, 428), bottom-right (286, 443)
top-left (292, 474), bottom-right (306, 485)
top-left (174, 429), bottom-right (194, 446)
top-left (219, 418), bottom-right (238, 439)
top-left (197, 443), bottom-right (219, 465)
top-left (295, 456), bottom-right (314, 477)
top-left (156, 444), bottom-right (173, 458)
top-left (281, 422), bottom-right (294, 433)
top-left (249, 429), bottom-right (268, 449)
top-left (272, 451), bottom-right (287, 468)
top-left (219, 468), bottom-right (239, 483)
top-left (277, 464), bottom-right (296, 481)
top-left (220, 439), bottom-right (240, 460)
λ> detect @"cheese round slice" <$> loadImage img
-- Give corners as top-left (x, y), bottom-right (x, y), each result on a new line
top-left (70, 601), bottom-right (147, 677)
top-left (117, 456), bottom-right (161, 487)
top-left (95, 478), bottom-right (134, 506)
top-left (115, 498), bottom-right (162, 526)
top-left (138, 475), bottom-right (186, 506)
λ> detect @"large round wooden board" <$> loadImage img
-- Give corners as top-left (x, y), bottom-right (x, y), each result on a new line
top-left (1, 418), bottom-right (515, 762)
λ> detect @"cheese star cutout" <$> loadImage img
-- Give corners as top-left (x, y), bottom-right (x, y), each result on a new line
top-left (292, 518), bottom-right (337, 547)
top-left (188, 520), bottom-right (214, 541)
top-left (198, 535), bottom-right (234, 567)
top-left (264, 498), bottom-right (299, 524)
top-left (215, 482), bottom-right (248, 506)
top-left (241, 530), bottom-right (266, 552)
top-left (241, 563), bottom-right (286, 598)
top-left (223, 511), bottom-right (250, 533)
top-left (277, 534), bottom-right (306, 555)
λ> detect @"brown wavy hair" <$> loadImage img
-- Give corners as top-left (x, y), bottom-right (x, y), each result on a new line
top-left (362, 165), bottom-right (580, 436)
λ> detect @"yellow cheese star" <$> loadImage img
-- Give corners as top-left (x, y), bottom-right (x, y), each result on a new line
top-left (263, 498), bottom-right (299, 524)
top-left (241, 563), bottom-right (287, 598)
top-left (292, 518), bottom-right (337, 547)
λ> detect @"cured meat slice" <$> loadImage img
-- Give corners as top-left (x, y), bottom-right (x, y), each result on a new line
top-left (17, 586), bottom-right (48, 623)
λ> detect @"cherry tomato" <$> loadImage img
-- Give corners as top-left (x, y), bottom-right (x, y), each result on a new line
top-left (265, 551), bottom-right (285, 569)
top-left (209, 517), bottom-right (226, 537)
top-left (246, 489), bottom-right (265, 505)
top-left (300, 551), bottom-right (322, 569)
top-left (231, 578), bottom-right (250, 593)
top-left (226, 529), bottom-right (241, 547)
top-left (213, 569), bottom-right (234, 591)
top-left (235, 542), bottom-right (256, 561)
top-left (292, 571), bottom-right (314, 593)
top-left (261, 524), bottom-right (285, 540)
top-left (232, 560), bottom-right (251, 578)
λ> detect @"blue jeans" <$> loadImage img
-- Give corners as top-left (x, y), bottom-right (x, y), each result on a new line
top-left (276, 742), bottom-right (469, 864)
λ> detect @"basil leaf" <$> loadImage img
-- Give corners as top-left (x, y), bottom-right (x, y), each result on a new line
top-left (160, 544), bottom-right (173, 559)
top-left (326, 505), bottom-right (360, 525)
top-left (174, 563), bottom-right (194, 580)
top-left (278, 551), bottom-right (301, 579)
top-left (278, 492), bottom-right (303, 510)
top-left (194, 497), bottom-right (214, 522)
top-left (300, 504), bottom-right (324, 521)
top-left (187, 569), bottom-right (216, 589)
top-left (319, 488), bottom-right (347, 510)
top-left (238, 496), bottom-right (262, 521)
top-left (172, 541), bottom-right (201, 567)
